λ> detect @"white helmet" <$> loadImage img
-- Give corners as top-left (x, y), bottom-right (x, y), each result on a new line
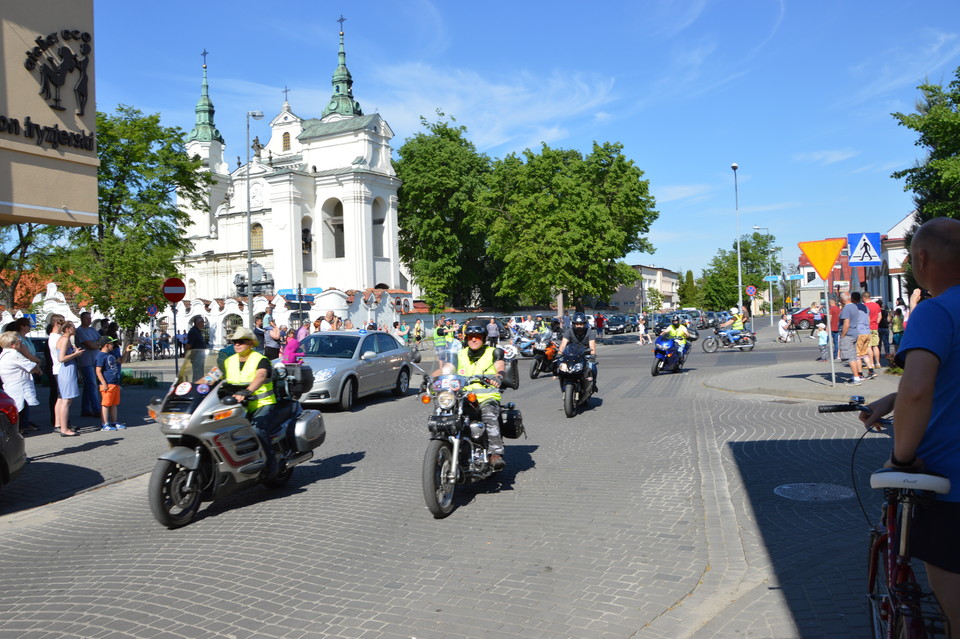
top-left (729, 307), bottom-right (738, 314)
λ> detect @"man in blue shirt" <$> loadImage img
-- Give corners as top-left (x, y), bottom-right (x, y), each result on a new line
top-left (862, 217), bottom-right (960, 634)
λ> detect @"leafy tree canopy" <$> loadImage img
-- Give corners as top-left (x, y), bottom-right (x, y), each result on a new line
top-left (699, 232), bottom-right (780, 310)
top-left (54, 105), bottom-right (213, 332)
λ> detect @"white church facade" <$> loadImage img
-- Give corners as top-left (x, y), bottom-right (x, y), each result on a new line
top-left (176, 28), bottom-right (409, 310)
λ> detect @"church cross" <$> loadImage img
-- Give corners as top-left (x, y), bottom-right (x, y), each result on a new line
top-left (282, 86), bottom-right (291, 101)
top-left (337, 15), bottom-right (346, 31)
top-left (201, 49), bottom-right (209, 67)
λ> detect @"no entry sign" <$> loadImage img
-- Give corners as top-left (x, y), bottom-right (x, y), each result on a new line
top-left (162, 277), bottom-right (186, 303)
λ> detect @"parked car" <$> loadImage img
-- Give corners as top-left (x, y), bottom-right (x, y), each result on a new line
top-left (651, 313), bottom-right (675, 334)
top-left (604, 314), bottom-right (628, 334)
top-left (298, 330), bottom-right (420, 410)
top-left (683, 309), bottom-right (708, 328)
top-left (789, 307), bottom-right (819, 330)
top-left (625, 314), bottom-right (640, 332)
top-left (704, 311), bottom-right (719, 328)
top-left (0, 390), bottom-right (26, 497)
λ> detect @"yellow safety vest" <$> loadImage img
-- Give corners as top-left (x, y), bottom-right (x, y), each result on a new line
top-left (732, 314), bottom-right (744, 330)
top-left (225, 351), bottom-right (276, 411)
top-left (455, 346), bottom-right (501, 402)
top-left (665, 325), bottom-right (688, 341)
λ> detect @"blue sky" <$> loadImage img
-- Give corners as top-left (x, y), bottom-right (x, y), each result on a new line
top-left (94, 0), bottom-right (960, 282)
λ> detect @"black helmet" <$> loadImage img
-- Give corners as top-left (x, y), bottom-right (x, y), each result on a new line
top-left (572, 312), bottom-right (587, 325)
top-left (671, 316), bottom-right (680, 326)
top-left (572, 312), bottom-right (587, 338)
top-left (464, 321), bottom-right (486, 338)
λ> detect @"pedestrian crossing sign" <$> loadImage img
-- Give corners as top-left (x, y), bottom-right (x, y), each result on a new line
top-left (798, 238), bottom-right (847, 280)
top-left (847, 232), bottom-right (882, 266)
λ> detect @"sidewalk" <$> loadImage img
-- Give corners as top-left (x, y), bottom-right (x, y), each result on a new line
top-left (703, 320), bottom-right (900, 402)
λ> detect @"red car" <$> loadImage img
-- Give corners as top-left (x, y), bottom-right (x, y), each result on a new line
top-left (789, 307), bottom-right (820, 330)
top-left (0, 390), bottom-right (25, 496)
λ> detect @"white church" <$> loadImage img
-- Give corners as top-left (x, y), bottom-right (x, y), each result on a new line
top-left (176, 26), bottom-right (411, 319)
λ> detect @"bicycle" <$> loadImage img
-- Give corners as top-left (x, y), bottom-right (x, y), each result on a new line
top-left (818, 397), bottom-right (951, 638)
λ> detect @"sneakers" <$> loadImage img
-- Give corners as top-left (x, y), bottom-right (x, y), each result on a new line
top-left (491, 454), bottom-right (506, 471)
top-left (845, 377), bottom-right (863, 386)
top-left (114, 423), bottom-right (127, 430)
top-left (866, 371), bottom-right (878, 380)
top-left (101, 423), bottom-right (117, 431)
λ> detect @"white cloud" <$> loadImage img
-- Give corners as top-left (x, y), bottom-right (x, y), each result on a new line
top-left (655, 184), bottom-right (713, 203)
top-left (793, 149), bottom-right (860, 165)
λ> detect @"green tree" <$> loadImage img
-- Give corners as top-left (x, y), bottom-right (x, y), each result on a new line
top-left (0, 223), bottom-right (64, 307)
top-left (677, 269), bottom-right (699, 307)
top-left (700, 232), bottom-right (780, 310)
top-left (481, 141), bottom-right (658, 308)
top-left (55, 105), bottom-right (213, 333)
top-left (645, 287), bottom-right (663, 312)
top-left (395, 114), bottom-right (495, 311)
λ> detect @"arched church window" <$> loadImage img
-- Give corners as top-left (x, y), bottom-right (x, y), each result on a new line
top-left (322, 201), bottom-right (345, 259)
top-left (282, 132), bottom-right (291, 152)
top-left (372, 199), bottom-right (386, 258)
top-left (251, 223), bottom-right (264, 250)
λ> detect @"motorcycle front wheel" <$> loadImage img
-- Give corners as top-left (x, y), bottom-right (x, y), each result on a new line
top-left (563, 383), bottom-right (576, 418)
top-left (148, 459), bottom-right (202, 529)
top-left (422, 440), bottom-right (456, 518)
top-left (651, 359), bottom-right (661, 376)
top-left (530, 357), bottom-right (541, 379)
top-left (702, 337), bottom-right (719, 353)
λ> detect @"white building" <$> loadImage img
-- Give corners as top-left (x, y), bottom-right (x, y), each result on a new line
top-left (176, 28), bottom-right (408, 316)
top-left (608, 265), bottom-right (680, 311)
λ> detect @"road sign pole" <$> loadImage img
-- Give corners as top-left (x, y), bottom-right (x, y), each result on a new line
top-left (172, 305), bottom-right (178, 373)
top-left (825, 279), bottom-right (835, 387)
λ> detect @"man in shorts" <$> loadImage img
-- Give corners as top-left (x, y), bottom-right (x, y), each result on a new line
top-left (95, 337), bottom-right (125, 430)
top-left (862, 217), bottom-right (960, 636)
top-left (863, 291), bottom-right (882, 369)
top-left (837, 292), bottom-right (863, 384)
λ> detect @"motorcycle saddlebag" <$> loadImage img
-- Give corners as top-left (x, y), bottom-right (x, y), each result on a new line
top-left (292, 409), bottom-right (326, 452)
top-left (501, 358), bottom-right (520, 390)
top-left (284, 364), bottom-right (313, 398)
top-left (500, 408), bottom-right (525, 439)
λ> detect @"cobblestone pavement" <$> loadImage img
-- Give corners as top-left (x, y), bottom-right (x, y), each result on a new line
top-left (0, 324), bottom-right (900, 637)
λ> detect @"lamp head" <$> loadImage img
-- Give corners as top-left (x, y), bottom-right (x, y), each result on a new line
top-left (731, 163), bottom-right (738, 171)
top-left (249, 110), bottom-right (264, 120)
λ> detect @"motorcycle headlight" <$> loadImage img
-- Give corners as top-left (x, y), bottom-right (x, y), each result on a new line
top-left (558, 363), bottom-right (568, 372)
top-left (437, 391), bottom-right (456, 410)
top-left (158, 412), bottom-right (191, 431)
top-left (314, 367), bottom-right (337, 382)
top-left (571, 363), bottom-right (584, 372)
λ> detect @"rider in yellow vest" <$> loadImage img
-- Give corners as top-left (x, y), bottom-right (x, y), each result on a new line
top-left (435, 321), bottom-right (507, 470)
top-left (225, 326), bottom-right (279, 477)
top-left (660, 316), bottom-right (690, 356)
top-left (720, 306), bottom-right (744, 341)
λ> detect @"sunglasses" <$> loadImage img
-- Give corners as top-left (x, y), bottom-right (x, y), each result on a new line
top-left (231, 339), bottom-right (249, 345)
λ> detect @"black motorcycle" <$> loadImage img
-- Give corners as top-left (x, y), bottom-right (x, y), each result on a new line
top-left (420, 372), bottom-right (523, 518)
top-left (555, 343), bottom-right (595, 418)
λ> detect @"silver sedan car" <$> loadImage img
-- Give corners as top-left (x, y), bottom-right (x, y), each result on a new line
top-left (298, 330), bottom-right (421, 410)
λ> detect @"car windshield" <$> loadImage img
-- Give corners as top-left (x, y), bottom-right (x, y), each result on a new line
top-left (607, 315), bottom-right (625, 323)
top-left (300, 334), bottom-right (360, 359)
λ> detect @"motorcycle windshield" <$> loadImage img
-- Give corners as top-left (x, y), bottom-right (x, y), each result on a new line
top-left (434, 340), bottom-right (463, 373)
top-left (562, 343), bottom-right (589, 359)
top-left (177, 348), bottom-right (228, 385)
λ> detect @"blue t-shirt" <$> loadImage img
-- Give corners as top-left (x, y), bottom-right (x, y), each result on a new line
top-left (95, 350), bottom-right (121, 385)
top-left (855, 302), bottom-right (871, 334)
top-left (897, 285), bottom-right (960, 501)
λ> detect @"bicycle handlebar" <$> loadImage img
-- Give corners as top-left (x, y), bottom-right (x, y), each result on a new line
top-left (817, 404), bottom-right (862, 413)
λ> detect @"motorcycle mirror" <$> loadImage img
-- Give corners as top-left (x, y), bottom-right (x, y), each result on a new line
top-left (222, 396), bottom-right (239, 406)
top-left (412, 351), bottom-right (422, 364)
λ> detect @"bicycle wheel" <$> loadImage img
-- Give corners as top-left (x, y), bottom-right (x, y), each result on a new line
top-left (867, 531), bottom-right (891, 639)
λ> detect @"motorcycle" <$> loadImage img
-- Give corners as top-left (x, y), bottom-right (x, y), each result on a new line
top-left (512, 331), bottom-right (537, 358)
top-left (555, 343), bottom-right (595, 418)
top-left (420, 344), bottom-right (523, 518)
top-left (146, 349), bottom-right (325, 528)
top-left (529, 330), bottom-right (559, 379)
top-left (651, 335), bottom-right (687, 375)
top-left (701, 327), bottom-right (756, 353)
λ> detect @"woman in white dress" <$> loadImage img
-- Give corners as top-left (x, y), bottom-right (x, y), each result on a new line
top-left (0, 331), bottom-right (40, 434)
top-left (55, 321), bottom-right (85, 436)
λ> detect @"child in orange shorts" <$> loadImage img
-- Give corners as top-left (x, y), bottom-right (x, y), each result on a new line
top-left (95, 337), bottom-right (125, 430)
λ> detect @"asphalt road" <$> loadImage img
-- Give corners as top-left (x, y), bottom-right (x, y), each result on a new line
top-left (0, 324), bottom-right (896, 638)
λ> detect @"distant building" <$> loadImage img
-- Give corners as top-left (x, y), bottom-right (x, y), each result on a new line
top-left (608, 265), bottom-right (680, 311)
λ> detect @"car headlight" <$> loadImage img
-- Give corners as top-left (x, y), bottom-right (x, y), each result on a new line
top-left (437, 391), bottom-right (456, 410)
top-left (314, 367), bottom-right (337, 382)
top-left (157, 413), bottom-right (191, 430)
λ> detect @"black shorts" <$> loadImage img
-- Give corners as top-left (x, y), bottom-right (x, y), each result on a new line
top-left (910, 499), bottom-right (960, 574)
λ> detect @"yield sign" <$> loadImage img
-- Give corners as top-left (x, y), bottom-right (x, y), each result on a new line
top-left (162, 277), bottom-right (186, 303)
top-left (798, 239), bottom-right (846, 280)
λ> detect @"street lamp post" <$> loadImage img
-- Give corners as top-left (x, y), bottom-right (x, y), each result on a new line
top-left (753, 225), bottom-right (774, 326)
top-left (245, 110), bottom-right (264, 329)
top-left (732, 163), bottom-right (743, 313)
